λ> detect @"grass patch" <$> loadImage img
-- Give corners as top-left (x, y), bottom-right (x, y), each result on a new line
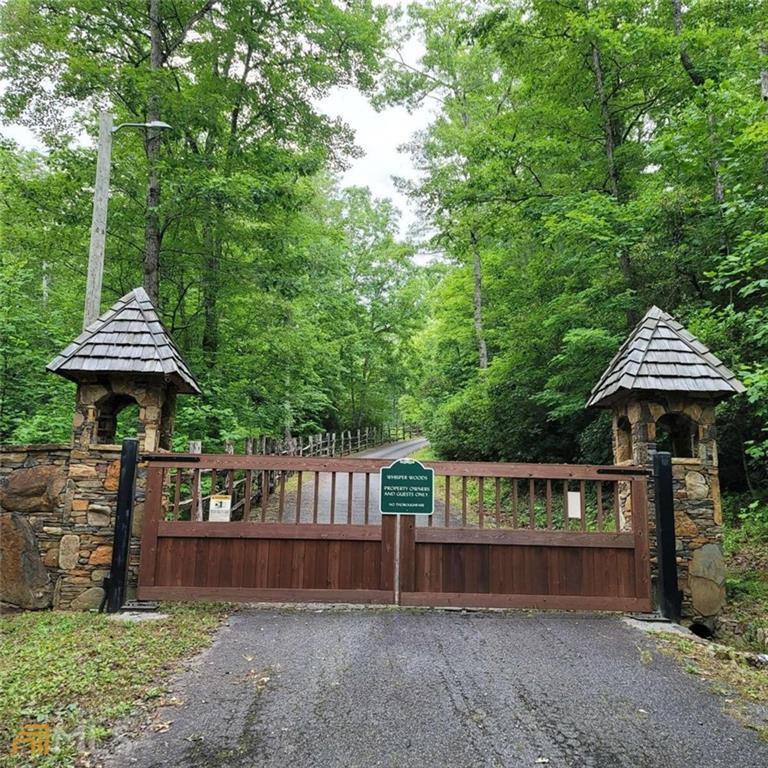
top-left (653, 632), bottom-right (768, 739)
top-left (0, 603), bottom-right (227, 767)
top-left (408, 445), bottom-right (438, 462)
top-left (719, 497), bottom-right (768, 652)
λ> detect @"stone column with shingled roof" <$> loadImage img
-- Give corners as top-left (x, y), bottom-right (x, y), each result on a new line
top-left (34, 287), bottom-right (202, 609)
top-left (588, 306), bottom-right (745, 625)
top-left (47, 287), bottom-right (201, 453)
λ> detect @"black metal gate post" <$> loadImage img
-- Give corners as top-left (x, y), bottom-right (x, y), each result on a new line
top-left (653, 451), bottom-right (682, 622)
top-left (105, 438), bottom-right (139, 613)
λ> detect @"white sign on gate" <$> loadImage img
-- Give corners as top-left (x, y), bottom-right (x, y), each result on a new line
top-left (567, 491), bottom-right (583, 520)
top-left (209, 494), bottom-right (232, 522)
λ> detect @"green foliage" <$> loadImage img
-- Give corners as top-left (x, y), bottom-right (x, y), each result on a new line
top-left (0, 0), bottom-right (426, 445)
top-left (387, 0), bottom-right (768, 495)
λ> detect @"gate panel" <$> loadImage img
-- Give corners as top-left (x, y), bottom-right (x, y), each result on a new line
top-left (139, 521), bottom-right (393, 603)
top-left (137, 454), bottom-right (652, 612)
top-left (402, 532), bottom-right (645, 610)
top-left (398, 466), bottom-right (652, 612)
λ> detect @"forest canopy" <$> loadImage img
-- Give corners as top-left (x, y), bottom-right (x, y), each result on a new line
top-left (1, 0), bottom-right (766, 501)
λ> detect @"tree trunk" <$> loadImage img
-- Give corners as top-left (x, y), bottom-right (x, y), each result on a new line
top-left (760, 40), bottom-right (768, 173)
top-left (201, 223), bottom-right (219, 364)
top-left (470, 229), bottom-right (488, 369)
top-left (671, 0), bottom-right (705, 86)
top-left (590, 43), bottom-right (621, 202)
top-left (590, 41), bottom-right (637, 326)
top-left (671, 0), bottom-right (727, 251)
top-left (143, 0), bottom-right (163, 307)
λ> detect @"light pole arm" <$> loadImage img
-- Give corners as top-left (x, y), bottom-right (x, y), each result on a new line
top-left (83, 111), bottom-right (113, 329)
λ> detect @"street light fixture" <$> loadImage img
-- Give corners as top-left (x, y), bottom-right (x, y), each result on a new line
top-left (83, 112), bottom-right (173, 329)
top-left (113, 120), bottom-right (172, 133)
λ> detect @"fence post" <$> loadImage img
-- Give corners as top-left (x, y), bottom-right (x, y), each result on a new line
top-left (104, 437), bottom-right (139, 612)
top-left (653, 451), bottom-right (681, 621)
top-left (189, 440), bottom-right (202, 521)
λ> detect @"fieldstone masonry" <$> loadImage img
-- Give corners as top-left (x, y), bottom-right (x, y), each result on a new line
top-left (589, 306), bottom-right (744, 625)
top-left (0, 442), bottom-right (146, 611)
top-left (1, 287), bottom-right (199, 612)
top-left (610, 395), bottom-right (726, 622)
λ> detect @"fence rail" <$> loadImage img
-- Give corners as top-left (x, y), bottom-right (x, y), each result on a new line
top-left (143, 453), bottom-right (648, 536)
top-left (192, 424), bottom-right (420, 460)
top-left (171, 425), bottom-right (420, 520)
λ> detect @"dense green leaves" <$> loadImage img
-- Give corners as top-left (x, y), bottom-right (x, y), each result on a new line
top-left (0, 1), bottom-right (423, 446)
top-left (390, 0), bottom-right (768, 492)
top-left (1, 0), bottom-right (766, 501)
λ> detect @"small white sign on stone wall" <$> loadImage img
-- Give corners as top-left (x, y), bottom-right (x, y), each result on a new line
top-left (209, 494), bottom-right (232, 522)
top-left (567, 491), bottom-right (583, 520)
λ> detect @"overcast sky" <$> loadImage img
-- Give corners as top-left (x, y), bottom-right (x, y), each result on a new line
top-left (1, 1), bottom-right (431, 236)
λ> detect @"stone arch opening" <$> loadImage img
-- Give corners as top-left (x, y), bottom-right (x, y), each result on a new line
top-left (615, 416), bottom-right (632, 463)
top-left (115, 401), bottom-right (141, 442)
top-left (655, 412), bottom-right (698, 458)
top-left (95, 393), bottom-right (140, 445)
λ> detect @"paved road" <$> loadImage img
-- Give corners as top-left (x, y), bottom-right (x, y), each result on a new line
top-left (273, 437), bottom-right (435, 525)
top-left (101, 609), bottom-right (768, 768)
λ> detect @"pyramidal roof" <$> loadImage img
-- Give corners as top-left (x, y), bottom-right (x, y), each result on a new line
top-left (587, 306), bottom-right (745, 408)
top-left (47, 287), bottom-right (201, 394)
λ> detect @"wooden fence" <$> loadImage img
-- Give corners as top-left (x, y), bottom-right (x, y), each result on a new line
top-left (189, 423), bottom-right (418, 458)
top-left (179, 424), bottom-right (420, 522)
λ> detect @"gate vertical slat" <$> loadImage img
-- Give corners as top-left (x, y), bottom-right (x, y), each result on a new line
top-left (381, 515), bottom-right (397, 592)
top-left (596, 481), bottom-right (604, 530)
top-left (261, 470), bottom-right (269, 522)
top-left (330, 472), bottom-right (337, 524)
top-left (630, 478), bottom-right (652, 600)
top-left (512, 480), bottom-right (519, 528)
top-left (478, 477), bottom-right (485, 528)
top-left (137, 464), bottom-right (164, 591)
top-left (529, 479), bottom-right (535, 529)
top-left (400, 516), bottom-right (416, 593)
top-left (295, 472), bottom-right (303, 524)
top-left (347, 472), bottom-right (354, 524)
top-left (444, 476), bottom-right (451, 527)
top-left (364, 473), bottom-right (370, 524)
top-left (312, 472), bottom-right (319, 523)
top-left (243, 471), bottom-right (253, 521)
top-left (545, 480), bottom-right (553, 529)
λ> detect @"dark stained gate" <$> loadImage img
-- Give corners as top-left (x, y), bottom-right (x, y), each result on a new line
top-left (137, 454), bottom-right (651, 612)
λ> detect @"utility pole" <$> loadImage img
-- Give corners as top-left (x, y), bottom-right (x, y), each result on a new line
top-left (82, 113), bottom-right (171, 329)
top-left (83, 111), bottom-right (113, 329)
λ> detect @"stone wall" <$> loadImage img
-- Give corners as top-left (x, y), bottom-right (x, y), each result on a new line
top-left (0, 443), bottom-right (144, 611)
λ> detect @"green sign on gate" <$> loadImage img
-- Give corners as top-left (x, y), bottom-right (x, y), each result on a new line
top-left (379, 459), bottom-right (434, 515)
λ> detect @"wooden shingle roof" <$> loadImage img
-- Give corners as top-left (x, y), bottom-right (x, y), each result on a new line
top-left (47, 287), bottom-right (201, 394)
top-left (587, 306), bottom-right (745, 408)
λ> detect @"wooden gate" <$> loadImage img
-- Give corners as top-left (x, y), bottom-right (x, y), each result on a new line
top-left (137, 454), bottom-right (651, 612)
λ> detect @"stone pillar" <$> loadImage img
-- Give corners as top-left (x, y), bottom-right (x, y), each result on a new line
top-left (71, 376), bottom-right (174, 453)
top-left (610, 394), bottom-right (725, 624)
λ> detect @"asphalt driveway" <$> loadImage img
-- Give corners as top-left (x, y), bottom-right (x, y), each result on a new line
top-left (101, 608), bottom-right (768, 768)
top-left (281, 437), bottom-right (438, 525)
